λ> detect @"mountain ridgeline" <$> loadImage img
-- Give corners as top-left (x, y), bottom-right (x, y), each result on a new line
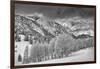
top-left (15, 14), bottom-right (94, 44)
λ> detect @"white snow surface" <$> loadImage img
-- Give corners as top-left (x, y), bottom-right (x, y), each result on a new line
top-left (15, 41), bottom-right (32, 65)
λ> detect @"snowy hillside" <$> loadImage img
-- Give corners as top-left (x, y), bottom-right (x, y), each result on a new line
top-left (31, 47), bottom-right (94, 64)
top-left (16, 47), bottom-right (94, 65)
top-left (15, 41), bottom-right (32, 65)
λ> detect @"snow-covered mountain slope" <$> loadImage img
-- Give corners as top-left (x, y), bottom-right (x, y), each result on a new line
top-left (15, 15), bottom-right (44, 36)
top-left (15, 14), bottom-right (56, 38)
top-left (15, 14), bottom-right (94, 42)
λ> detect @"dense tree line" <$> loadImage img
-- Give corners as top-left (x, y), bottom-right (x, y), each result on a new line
top-left (28, 33), bottom-right (93, 63)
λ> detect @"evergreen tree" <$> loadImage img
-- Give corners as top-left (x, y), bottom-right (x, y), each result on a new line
top-left (18, 54), bottom-right (22, 62)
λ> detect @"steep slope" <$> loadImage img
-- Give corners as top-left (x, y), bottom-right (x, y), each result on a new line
top-left (15, 14), bottom-right (94, 41)
top-left (15, 15), bottom-right (56, 38)
top-left (15, 15), bottom-right (43, 36)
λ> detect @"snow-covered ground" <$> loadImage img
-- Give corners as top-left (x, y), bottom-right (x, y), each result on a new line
top-left (15, 41), bottom-right (32, 65)
top-left (15, 46), bottom-right (94, 66)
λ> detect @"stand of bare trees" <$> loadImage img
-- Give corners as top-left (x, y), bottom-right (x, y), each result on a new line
top-left (28, 33), bottom-right (93, 63)
top-left (23, 46), bottom-right (29, 64)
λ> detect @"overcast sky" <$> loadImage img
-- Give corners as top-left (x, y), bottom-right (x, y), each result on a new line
top-left (15, 3), bottom-right (95, 18)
